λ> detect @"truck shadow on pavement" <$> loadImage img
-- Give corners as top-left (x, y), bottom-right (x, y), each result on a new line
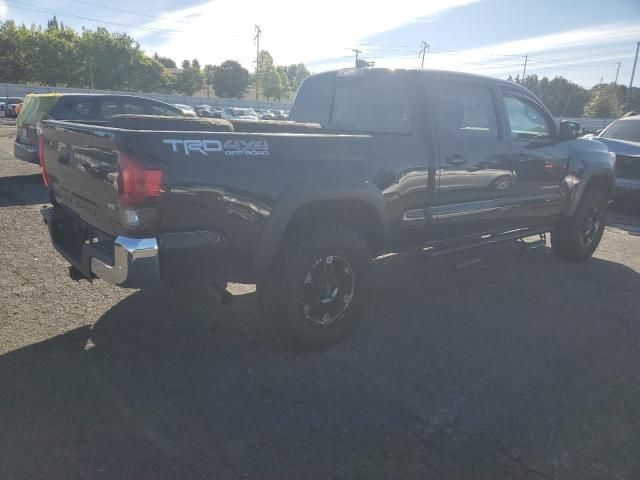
top-left (1, 246), bottom-right (640, 479)
top-left (0, 173), bottom-right (49, 207)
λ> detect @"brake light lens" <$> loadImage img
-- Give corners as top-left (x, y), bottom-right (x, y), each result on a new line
top-left (116, 151), bottom-right (164, 205)
top-left (39, 136), bottom-right (49, 187)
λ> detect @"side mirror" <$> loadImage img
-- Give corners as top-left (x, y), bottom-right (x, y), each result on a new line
top-left (559, 120), bottom-right (581, 140)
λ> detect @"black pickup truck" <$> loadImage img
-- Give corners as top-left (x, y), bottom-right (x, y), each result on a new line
top-left (40, 68), bottom-right (615, 348)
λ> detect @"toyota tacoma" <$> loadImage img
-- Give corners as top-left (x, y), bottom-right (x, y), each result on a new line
top-left (39, 68), bottom-right (615, 348)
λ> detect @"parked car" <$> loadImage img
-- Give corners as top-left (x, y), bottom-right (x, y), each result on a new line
top-left (173, 104), bottom-right (197, 116)
top-left (39, 68), bottom-right (614, 349)
top-left (14, 94), bottom-right (186, 163)
top-left (3, 97), bottom-right (23, 118)
top-left (195, 105), bottom-right (214, 117)
top-left (584, 114), bottom-right (640, 204)
top-left (226, 107), bottom-right (259, 120)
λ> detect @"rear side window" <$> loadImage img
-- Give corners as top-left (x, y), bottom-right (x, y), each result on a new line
top-left (121, 101), bottom-right (145, 115)
top-left (72, 101), bottom-right (93, 117)
top-left (100, 100), bottom-right (121, 119)
top-left (435, 83), bottom-right (498, 138)
top-left (147, 103), bottom-right (181, 116)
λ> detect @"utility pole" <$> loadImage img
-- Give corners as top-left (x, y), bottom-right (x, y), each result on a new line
top-left (352, 49), bottom-right (361, 68)
top-left (615, 62), bottom-right (621, 84)
top-left (254, 25), bottom-right (261, 101)
top-left (88, 57), bottom-right (94, 89)
top-left (628, 41), bottom-right (639, 106)
top-left (522, 54), bottom-right (528, 82)
top-left (418, 41), bottom-right (430, 68)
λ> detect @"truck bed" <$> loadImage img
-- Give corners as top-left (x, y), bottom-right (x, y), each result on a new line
top-left (41, 119), bottom-right (376, 282)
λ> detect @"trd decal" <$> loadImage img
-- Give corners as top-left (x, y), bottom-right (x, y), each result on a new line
top-left (163, 139), bottom-right (269, 156)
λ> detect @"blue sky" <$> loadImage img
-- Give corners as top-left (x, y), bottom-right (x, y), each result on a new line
top-left (1, 0), bottom-right (639, 87)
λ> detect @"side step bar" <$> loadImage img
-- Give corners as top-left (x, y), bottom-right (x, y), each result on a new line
top-left (417, 228), bottom-right (551, 259)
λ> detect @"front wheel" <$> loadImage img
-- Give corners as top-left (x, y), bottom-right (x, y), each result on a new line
top-left (551, 188), bottom-right (607, 262)
top-left (262, 225), bottom-right (374, 350)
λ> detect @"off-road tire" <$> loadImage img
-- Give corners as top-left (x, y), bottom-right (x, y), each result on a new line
top-left (551, 188), bottom-right (607, 262)
top-left (259, 225), bottom-right (374, 350)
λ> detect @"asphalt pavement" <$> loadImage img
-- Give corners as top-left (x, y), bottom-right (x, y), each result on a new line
top-left (1, 118), bottom-right (639, 479)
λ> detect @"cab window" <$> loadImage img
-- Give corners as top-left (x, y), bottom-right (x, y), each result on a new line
top-left (330, 84), bottom-right (360, 128)
top-left (503, 95), bottom-right (552, 140)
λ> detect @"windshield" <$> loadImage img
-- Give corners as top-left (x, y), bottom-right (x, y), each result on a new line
top-left (600, 118), bottom-right (640, 143)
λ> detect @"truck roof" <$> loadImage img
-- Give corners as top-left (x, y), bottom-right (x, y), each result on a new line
top-left (323, 67), bottom-right (529, 91)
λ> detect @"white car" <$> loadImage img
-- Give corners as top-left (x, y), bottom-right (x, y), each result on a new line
top-left (173, 104), bottom-right (197, 117)
top-left (230, 108), bottom-right (259, 120)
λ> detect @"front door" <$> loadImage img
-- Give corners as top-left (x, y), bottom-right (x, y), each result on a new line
top-left (501, 91), bottom-right (568, 227)
top-left (431, 80), bottom-right (516, 239)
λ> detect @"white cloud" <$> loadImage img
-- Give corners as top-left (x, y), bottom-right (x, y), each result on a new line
top-left (318, 22), bottom-right (640, 82)
top-left (0, 1), bottom-right (8, 18)
top-left (140, 0), bottom-right (481, 68)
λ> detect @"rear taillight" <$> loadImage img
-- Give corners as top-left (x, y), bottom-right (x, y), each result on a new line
top-left (39, 136), bottom-right (49, 187)
top-left (116, 151), bottom-right (164, 205)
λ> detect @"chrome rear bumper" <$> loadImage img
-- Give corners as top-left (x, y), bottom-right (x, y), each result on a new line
top-left (41, 206), bottom-right (162, 289)
top-left (90, 236), bottom-right (161, 288)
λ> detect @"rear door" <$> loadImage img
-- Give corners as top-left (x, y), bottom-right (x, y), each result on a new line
top-left (430, 78), bottom-right (516, 239)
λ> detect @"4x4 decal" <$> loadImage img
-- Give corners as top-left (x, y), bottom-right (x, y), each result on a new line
top-left (163, 139), bottom-right (269, 156)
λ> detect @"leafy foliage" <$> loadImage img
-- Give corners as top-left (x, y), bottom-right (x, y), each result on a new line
top-left (212, 60), bottom-right (250, 98)
top-left (584, 84), bottom-right (624, 118)
top-left (511, 74), bottom-right (640, 118)
top-left (175, 59), bottom-right (204, 95)
top-left (0, 18), bottom-right (309, 101)
top-left (258, 50), bottom-right (310, 100)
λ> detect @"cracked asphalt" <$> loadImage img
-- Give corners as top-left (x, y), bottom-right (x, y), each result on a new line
top-left (1, 117), bottom-right (639, 479)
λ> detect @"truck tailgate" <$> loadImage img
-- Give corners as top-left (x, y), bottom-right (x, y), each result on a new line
top-left (42, 122), bottom-right (123, 236)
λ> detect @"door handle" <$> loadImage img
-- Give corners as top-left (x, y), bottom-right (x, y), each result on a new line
top-left (446, 154), bottom-right (466, 166)
top-left (516, 153), bottom-right (528, 163)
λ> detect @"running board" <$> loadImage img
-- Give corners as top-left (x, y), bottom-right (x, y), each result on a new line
top-left (417, 227), bottom-right (552, 259)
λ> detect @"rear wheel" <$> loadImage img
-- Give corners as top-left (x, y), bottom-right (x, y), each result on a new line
top-left (259, 225), bottom-right (374, 350)
top-left (551, 188), bottom-right (607, 262)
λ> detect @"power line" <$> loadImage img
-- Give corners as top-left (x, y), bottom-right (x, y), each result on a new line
top-left (62, 0), bottom-right (193, 25)
top-left (4, 0), bottom-right (182, 35)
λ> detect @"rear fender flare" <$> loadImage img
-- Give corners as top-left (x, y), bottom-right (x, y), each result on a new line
top-left (253, 182), bottom-right (390, 279)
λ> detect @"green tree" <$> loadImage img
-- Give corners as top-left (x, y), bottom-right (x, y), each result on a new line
top-left (0, 21), bottom-right (38, 83)
top-left (153, 52), bottom-right (176, 69)
top-left (259, 50), bottom-right (288, 100)
top-left (175, 59), bottom-right (203, 95)
top-left (285, 63), bottom-right (310, 94)
top-left (212, 60), bottom-right (249, 98)
top-left (36, 24), bottom-right (81, 86)
top-left (584, 84), bottom-right (624, 118)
